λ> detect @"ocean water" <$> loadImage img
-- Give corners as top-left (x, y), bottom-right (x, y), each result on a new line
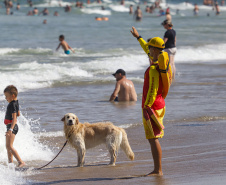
top-left (0, 0), bottom-right (226, 184)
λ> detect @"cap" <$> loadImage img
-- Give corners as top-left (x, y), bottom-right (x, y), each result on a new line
top-left (112, 69), bottom-right (126, 76)
top-left (161, 19), bottom-right (173, 27)
top-left (147, 37), bottom-right (165, 49)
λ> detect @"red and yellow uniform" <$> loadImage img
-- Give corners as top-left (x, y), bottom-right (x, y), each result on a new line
top-left (139, 37), bottom-right (166, 139)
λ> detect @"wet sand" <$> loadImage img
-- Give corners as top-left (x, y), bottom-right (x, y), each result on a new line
top-left (26, 118), bottom-right (226, 185)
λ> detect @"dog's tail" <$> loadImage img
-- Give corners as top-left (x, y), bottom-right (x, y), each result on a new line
top-left (119, 128), bottom-right (134, 161)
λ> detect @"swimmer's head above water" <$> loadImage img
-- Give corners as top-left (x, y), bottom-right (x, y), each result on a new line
top-left (112, 69), bottom-right (126, 81)
top-left (112, 69), bottom-right (126, 77)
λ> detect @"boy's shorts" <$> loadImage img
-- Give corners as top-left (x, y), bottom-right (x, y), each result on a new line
top-left (6, 124), bottom-right (19, 135)
top-left (142, 107), bottom-right (165, 139)
top-left (64, 50), bottom-right (70, 55)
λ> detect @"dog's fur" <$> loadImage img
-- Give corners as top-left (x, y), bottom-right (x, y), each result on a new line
top-left (61, 113), bottom-right (134, 167)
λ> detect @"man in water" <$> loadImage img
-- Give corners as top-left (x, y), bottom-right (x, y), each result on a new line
top-left (162, 19), bottom-right (176, 79)
top-left (109, 69), bottom-right (137, 102)
top-left (215, 2), bottom-right (220, 15)
top-left (193, 3), bottom-right (199, 16)
top-left (134, 6), bottom-right (142, 21)
top-left (56, 35), bottom-right (75, 55)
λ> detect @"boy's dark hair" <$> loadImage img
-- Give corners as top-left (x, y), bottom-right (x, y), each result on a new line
top-left (4, 85), bottom-right (18, 97)
top-left (59, 35), bottom-right (65, 39)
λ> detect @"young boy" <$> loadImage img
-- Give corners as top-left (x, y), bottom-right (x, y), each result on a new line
top-left (4, 85), bottom-right (25, 168)
top-left (56, 35), bottom-right (75, 55)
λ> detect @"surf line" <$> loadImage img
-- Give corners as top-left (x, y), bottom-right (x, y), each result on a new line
top-left (34, 131), bottom-right (73, 170)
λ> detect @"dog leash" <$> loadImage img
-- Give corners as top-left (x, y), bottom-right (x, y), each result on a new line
top-left (35, 139), bottom-right (68, 170)
top-left (35, 131), bottom-right (73, 170)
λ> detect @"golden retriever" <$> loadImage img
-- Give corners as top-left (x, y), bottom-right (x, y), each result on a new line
top-left (61, 113), bottom-right (134, 167)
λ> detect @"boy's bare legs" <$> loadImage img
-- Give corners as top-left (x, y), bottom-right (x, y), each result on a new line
top-left (6, 134), bottom-right (25, 167)
top-left (147, 138), bottom-right (163, 176)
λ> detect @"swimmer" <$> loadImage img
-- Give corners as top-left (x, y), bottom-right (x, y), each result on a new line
top-left (54, 11), bottom-right (59, 16)
top-left (102, 17), bottom-right (109, 21)
top-left (40, 8), bottom-right (49, 16)
top-left (134, 6), bottom-right (142, 21)
top-left (215, 2), bottom-right (220, 15)
top-left (6, 7), bottom-right (10, 15)
top-left (95, 17), bottom-right (109, 21)
top-left (33, 7), bottom-right (38, 16)
top-left (56, 35), bottom-right (75, 55)
top-left (43, 19), bottom-right (47, 24)
top-left (27, 10), bottom-right (33, 16)
top-left (95, 17), bottom-right (102, 21)
top-left (129, 5), bottom-right (133, 14)
top-left (16, 3), bottom-right (20, 10)
top-left (193, 3), bottom-right (199, 16)
top-left (65, 5), bottom-right (71, 12)
top-left (109, 69), bottom-right (137, 102)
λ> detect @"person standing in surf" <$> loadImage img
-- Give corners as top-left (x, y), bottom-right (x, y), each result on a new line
top-left (56, 35), bottom-right (75, 55)
top-left (4, 85), bottom-right (25, 168)
top-left (134, 6), bottom-right (142, 21)
top-left (131, 27), bottom-right (167, 176)
top-left (162, 19), bottom-right (177, 79)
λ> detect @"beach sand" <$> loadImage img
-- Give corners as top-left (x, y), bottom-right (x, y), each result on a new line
top-left (27, 118), bottom-right (226, 185)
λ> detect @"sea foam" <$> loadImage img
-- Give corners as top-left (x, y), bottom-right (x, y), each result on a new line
top-left (0, 110), bottom-right (54, 162)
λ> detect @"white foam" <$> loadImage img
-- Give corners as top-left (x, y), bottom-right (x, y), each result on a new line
top-left (1, 43), bottom-right (224, 95)
top-left (102, 0), bottom-right (112, 3)
top-left (0, 163), bottom-right (28, 185)
top-left (39, 131), bottom-right (64, 137)
top-left (175, 44), bottom-right (226, 63)
top-left (35, 0), bottom-right (73, 7)
top-left (0, 110), bottom-right (54, 162)
top-left (0, 48), bottom-right (20, 55)
top-left (0, 48), bottom-right (52, 56)
top-left (109, 5), bottom-right (129, 12)
top-left (0, 61), bottom-right (93, 96)
top-left (165, 2), bottom-right (226, 11)
top-left (79, 53), bottom-right (147, 75)
top-left (81, 8), bottom-right (111, 15)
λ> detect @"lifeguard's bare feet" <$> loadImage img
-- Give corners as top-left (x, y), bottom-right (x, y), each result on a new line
top-left (146, 170), bottom-right (163, 176)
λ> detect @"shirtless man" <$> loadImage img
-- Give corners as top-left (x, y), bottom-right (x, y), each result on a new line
top-left (215, 2), bottom-right (220, 15)
top-left (109, 69), bottom-right (137, 102)
top-left (33, 7), bottom-right (39, 16)
top-left (193, 3), bottom-right (199, 16)
top-left (56, 35), bottom-right (75, 55)
top-left (129, 5), bottom-right (133, 14)
top-left (134, 6), bottom-right (142, 21)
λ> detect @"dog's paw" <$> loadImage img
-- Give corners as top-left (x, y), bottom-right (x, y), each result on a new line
top-left (108, 163), bottom-right (116, 166)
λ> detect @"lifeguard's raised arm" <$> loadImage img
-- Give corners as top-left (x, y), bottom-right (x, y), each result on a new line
top-left (130, 26), bottom-right (151, 58)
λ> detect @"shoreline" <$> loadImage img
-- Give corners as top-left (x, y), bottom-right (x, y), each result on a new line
top-left (26, 119), bottom-right (226, 185)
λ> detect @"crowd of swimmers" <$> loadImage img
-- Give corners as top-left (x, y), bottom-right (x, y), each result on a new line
top-left (194, 0), bottom-right (222, 15)
top-left (2, 0), bottom-right (224, 17)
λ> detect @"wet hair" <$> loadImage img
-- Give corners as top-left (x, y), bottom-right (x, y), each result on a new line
top-left (59, 35), bottom-right (65, 39)
top-left (4, 85), bottom-right (18, 97)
